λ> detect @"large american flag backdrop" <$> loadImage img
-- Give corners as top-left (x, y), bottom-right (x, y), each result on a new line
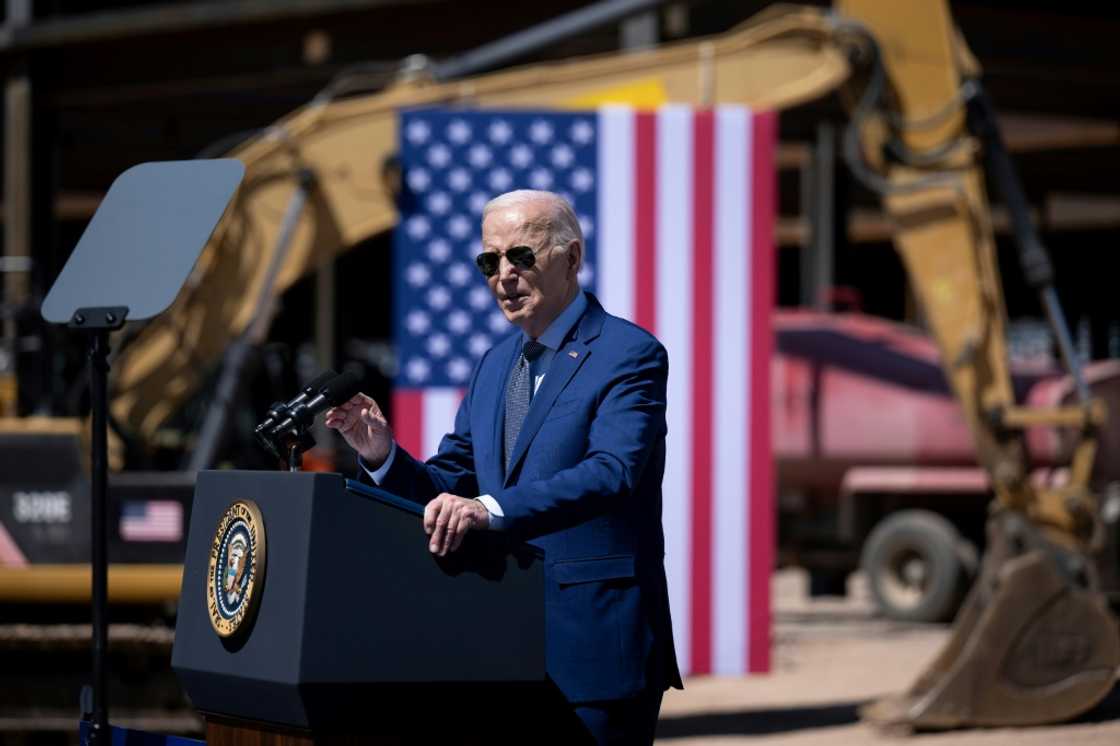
top-left (392, 106), bottom-right (776, 675)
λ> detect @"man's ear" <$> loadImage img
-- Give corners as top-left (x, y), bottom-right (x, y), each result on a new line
top-left (568, 240), bottom-right (583, 273)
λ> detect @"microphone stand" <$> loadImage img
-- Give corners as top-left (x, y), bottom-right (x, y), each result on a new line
top-left (270, 427), bottom-right (314, 472)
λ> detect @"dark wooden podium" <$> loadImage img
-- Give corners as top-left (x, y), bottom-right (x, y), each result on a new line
top-left (172, 470), bottom-right (578, 745)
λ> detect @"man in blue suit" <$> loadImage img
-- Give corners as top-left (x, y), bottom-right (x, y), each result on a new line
top-left (326, 190), bottom-right (681, 743)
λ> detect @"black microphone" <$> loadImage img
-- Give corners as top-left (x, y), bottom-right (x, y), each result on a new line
top-left (254, 370), bottom-right (338, 458)
top-left (267, 369), bottom-right (364, 445)
top-left (255, 370), bottom-right (337, 435)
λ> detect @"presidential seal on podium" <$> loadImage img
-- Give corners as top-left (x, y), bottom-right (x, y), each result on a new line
top-left (207, 500), bottom-right (267, 638)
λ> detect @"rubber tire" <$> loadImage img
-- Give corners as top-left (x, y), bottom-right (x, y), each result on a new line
top-left (860, 510), bottom-right (971, 623)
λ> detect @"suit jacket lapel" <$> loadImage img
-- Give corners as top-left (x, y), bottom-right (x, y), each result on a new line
top-left (504, 294), bottom-right (606, 485)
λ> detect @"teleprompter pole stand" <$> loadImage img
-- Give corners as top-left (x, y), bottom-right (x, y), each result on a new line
top-left (71, 305), bottom-right (127, 746)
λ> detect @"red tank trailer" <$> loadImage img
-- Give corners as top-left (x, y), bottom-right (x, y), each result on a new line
top-left (773, 309), bottom-right (1120, 622)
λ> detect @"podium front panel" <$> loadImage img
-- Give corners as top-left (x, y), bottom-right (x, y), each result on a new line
top-left (301, 479), bottom-right (545, 683)
top-left (173, 470), bottom-right (547, 730)
top-left (173, 470), bottom-right (318, 726)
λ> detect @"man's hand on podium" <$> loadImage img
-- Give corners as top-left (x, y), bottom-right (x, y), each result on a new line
top-left (424, 494), bottom-right (491, 556)
top-left (324, 393), bottom-right (394, 467)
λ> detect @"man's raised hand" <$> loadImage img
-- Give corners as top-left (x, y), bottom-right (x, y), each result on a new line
top-left (324, 393), bottom-right (394, 468)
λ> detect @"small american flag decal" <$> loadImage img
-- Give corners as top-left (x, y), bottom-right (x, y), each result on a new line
top-left (119, 500), bottom-right (183, 542)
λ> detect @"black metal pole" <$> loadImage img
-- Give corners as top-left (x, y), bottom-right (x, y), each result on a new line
top-left (88, 327), bottom-right (110, 745)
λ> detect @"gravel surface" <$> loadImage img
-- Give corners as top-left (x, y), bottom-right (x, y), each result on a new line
top-left (655, 569), bottom-right (1120, 745)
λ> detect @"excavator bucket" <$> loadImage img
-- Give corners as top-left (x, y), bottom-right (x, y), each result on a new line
top-left (862, 511), bottom-right (1120, 729)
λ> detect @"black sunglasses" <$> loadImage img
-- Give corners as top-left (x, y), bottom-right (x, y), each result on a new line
top-left (474, 244), bottom-right (551, 278)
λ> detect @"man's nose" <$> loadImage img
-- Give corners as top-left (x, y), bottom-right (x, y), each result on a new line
top-left (498, 254), bottom-right (519, 281)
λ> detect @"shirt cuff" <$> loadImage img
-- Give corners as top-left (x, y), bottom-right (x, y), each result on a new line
top-left (475, 494), bottom-right (505, 531)
top-left (359, 441), bottom-right (397, 485)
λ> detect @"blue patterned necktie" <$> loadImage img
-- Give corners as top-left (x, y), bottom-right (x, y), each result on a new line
top-left (503, 339), bottom-right (546, 474)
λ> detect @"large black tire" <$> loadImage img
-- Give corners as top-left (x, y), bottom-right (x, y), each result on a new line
top-left (860, 510), bottom-right (975, 623)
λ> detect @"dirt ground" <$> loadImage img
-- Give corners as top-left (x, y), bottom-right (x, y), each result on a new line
top-left (655, 569), bottom-right (1120, 745)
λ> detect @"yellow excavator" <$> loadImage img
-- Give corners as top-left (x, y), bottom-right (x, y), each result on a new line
top-left (10, 0), bottom-right (1120, 730)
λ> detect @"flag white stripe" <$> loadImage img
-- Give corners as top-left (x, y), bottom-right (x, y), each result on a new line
top-left (713, 107), bottom-right (750, 674)
top-left (597, 107), bottom-right (635, 322)
top-left (742, 111), bottom-right (758, 674)
top-left (656, 105), bottom-right (694, 676)
top-left (423, 388), bottom-right (462, 461)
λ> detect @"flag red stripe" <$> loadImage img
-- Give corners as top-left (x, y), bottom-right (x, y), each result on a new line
top-left (393, 390), bottom-right (425, 458)
top-left (634, 112), bottom-right (657, 333)
top-left (689, 110), bottom-right (715, 672)
top-left (749, 110), bottom-right (777, 673)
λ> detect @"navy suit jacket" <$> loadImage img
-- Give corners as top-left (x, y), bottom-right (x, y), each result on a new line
top-left (373, 292), bottom-right (682, 703)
